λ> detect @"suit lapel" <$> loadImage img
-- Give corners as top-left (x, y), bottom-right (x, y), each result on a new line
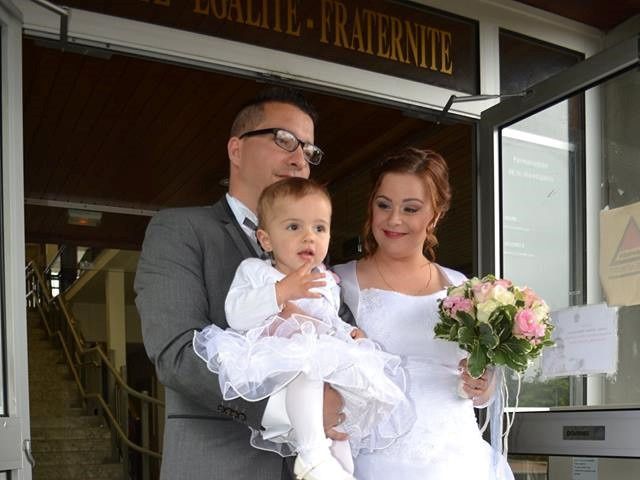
top-left (215, 198), bottom-right (259, 259)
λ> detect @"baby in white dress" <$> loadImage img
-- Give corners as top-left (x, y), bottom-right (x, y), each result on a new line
top-left (193, 178), bottom-right (412, 480)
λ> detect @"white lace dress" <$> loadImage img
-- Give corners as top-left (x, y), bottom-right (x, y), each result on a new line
top-left (334, 261), bottom-right (514, 480)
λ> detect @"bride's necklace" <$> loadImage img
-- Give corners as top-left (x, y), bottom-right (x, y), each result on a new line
top-left (373, 255), bottom-right (433, 295)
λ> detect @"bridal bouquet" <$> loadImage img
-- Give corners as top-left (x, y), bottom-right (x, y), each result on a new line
top-left (434, 275), bottom-right (554, 378)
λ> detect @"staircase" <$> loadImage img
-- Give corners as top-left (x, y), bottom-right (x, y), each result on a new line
top-left (27, 311), bottom-right (125, 480)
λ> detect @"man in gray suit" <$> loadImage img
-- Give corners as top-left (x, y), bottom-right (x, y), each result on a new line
top-left (135, 87), bottom-right (346, 480)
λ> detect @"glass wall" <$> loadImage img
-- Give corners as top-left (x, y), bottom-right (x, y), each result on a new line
top-left (599, 65), bottom-right (640, 406)
top-left (500, 65), bottom-right (640, 411)
top-left (497, 55), bottom-right (640, 480)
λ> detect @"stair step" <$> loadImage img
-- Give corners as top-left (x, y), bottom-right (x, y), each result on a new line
top-left (27, 327), bottom-right (48, 338)
top-left (27, 306), bottom-right (124, 478)
top-left (33, 450), bottom-right (116, 466)
top-left (31, 425), bottom-right (111, 441)
top-left (29, 387), bottom-right (80, 403)
top-left (30, 405), bottom-right (86, 417)
top-left (31, 416), bottom-right (104, 428)
top-left (31, 437), bottom-right (112, 453)
top-left (32, 462), bottom-right (122, 479)
top-left (29, 378), bottom-right (77, 390)
top-left (28, 364), bottom-right (72, 377)
top-left (27, 348), bottom-right (64, 360)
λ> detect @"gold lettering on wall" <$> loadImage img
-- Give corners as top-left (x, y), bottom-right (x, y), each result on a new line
top-left (376, 12), bottom-right (390, 59)
top-left (334, 1), bottom-right (350, 49)
top-left (165, 0), bottom-right (459, 76)
top-left (351, 8), bottom-right (365, 53)
top-left (273, 0), bottom-right (283, 33)
top-left (440, 30), bottom-right (453, 74)
top-left (286, 0), bottom-right (301, 36)
top-left (227, 0), bottom-right (244, 23)
top-left (245, 0), bottom-right (263, 28)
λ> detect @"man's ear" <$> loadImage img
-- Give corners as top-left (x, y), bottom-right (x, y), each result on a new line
top-left (256, 229), bottom-right (272, 252)
top-left (228, 136), bottom-right (241, 168)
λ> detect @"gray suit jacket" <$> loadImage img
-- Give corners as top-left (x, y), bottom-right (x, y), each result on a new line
top-left (135, 198), bottom-right (292, 479)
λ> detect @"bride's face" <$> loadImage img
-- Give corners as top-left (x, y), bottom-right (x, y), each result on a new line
top-left (371, 172), bottom-right (435, 258)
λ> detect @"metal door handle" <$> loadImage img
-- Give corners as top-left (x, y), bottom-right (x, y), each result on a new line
top-left (23, 439), bottom-right (36, 468)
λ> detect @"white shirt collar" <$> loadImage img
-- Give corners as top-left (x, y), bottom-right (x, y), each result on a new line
top-left (226, 193), bottom-right (259, 239)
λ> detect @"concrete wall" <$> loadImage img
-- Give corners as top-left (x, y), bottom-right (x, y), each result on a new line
top-left (71, 302), bottom-right (142, 344)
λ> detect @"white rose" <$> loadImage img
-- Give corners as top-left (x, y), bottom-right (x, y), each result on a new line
top-left (476, 299), bottom-right (499, 323)
top-left (468, 277), bottom-right (482, 287)
top-left (532, 302), bottom-right (550, 321)
top-left (491, 285), bottom-right (515, 305)
top-left (448, 285), bottom-right (467, 297)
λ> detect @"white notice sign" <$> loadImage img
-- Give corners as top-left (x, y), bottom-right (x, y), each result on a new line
top-left (541, 303), bottom-right (617, 378)
top-left (572, 457), bottom-right (598, 480)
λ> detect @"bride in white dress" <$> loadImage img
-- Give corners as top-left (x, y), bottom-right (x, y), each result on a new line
top-left (334, 147), bottom-right (514, 480)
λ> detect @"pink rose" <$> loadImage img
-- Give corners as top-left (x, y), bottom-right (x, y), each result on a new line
top-left (520, 287), bottom-right (540, 308)
top-left (513, 308), bottom-right (546, 339)
top-left (443, 296), bottom-right (474, 317)
top-left (472, 283), bottom-right (493, 303)
top-left (494, 279), bottom-right (513, 289)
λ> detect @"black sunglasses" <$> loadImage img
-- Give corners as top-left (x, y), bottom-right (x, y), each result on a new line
top-left (239, 128), bottom-right (324, 165)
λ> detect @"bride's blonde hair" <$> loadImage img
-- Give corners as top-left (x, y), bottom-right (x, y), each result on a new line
top-left (362, 147), bottom-right (451, 261)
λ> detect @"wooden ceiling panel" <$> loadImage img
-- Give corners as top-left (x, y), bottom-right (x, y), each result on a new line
top-left (25, 204), bottom-right (150, 250)
top-left (22, 38), bottom-right (474, 252)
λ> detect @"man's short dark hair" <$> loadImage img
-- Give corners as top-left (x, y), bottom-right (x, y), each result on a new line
top-left (230, 86), bottom-right (318, 137)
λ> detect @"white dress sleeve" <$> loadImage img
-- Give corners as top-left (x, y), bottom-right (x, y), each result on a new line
top-left (224, 258), bottom-right (282, 331)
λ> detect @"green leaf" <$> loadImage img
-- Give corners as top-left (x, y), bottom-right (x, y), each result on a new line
top-left (457, 311), bottom-right (476, 329)
top-left (491, 349), bottom-right (507, 366)
top-left (434, 322), bottom-right (451, 338)
top-left (478, 323), bottom-right (499, 349)
top-left (457, 325), bottom-right (476, 346)
top-left (448, 323), bottom-right (459, 341)
top-left (506, 337), bottom-right (534, 355)
top-left (467, 343), bottom-right (488, 378)
top-left (504, 355), bottom-right (529, 373)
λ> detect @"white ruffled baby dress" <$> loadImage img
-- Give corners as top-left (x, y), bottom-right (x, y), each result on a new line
top-left (193, 258), bottom-right (414, 456)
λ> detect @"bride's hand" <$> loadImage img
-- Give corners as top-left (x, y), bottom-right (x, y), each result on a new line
top-left (458, 359), bottom-right (495, 406)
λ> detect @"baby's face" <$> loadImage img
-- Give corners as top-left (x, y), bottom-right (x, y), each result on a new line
top-left (258, 193), bottom-right (331, 275)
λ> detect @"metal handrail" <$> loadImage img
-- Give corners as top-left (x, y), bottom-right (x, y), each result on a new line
top-left (43, 245), bottom-right (65, 276)
top-left (26, 259), bottom-right (163, 478)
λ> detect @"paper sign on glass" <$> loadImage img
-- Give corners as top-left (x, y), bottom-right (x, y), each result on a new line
top-left (541, 303), bottom-right (617, 378)
top-left (599, 201), bottom-right (640, 306)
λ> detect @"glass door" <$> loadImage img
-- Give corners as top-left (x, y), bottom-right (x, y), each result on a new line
top-left (478, 34), bottom-right (640, 479)
top-left (0, 0), bottom-right (30, 478)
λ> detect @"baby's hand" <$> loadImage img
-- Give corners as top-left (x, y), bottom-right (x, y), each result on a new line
top-left (275, 262), bottom-right (326, 306)
top-left (351, 328), bottom-right (366, 340)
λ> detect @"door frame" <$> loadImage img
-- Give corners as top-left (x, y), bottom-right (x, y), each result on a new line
top-left (0, 0), bottom-right (30, 477)
top-left (477, 34), bottom-right (640, 279)
top-left (477, 34), bottom-right (640, 457)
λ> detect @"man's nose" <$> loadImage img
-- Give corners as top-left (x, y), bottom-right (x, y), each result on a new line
top-left (288, 146), bottom-right (307, 169)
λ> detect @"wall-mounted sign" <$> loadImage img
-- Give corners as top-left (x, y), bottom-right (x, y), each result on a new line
top-left (541, 303), bottom-right (618, 378)
top-left (572, 457), bottom-right (598, 480)
top-left (55, 0), bottom-right (479, 93)
top-left (599, 201), bottom-right (640, 306)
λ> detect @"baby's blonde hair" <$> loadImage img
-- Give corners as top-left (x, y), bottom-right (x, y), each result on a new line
top-left (257, 177), bottom-right (332, 228)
